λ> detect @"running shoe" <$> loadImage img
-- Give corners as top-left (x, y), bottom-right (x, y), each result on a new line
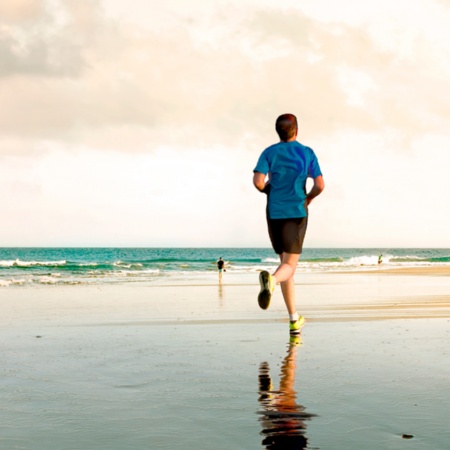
top-left (289, 335), bottom-right (302, 346)
top-left (289, 316), bottom-right (306, 335)
top-left (258, 270), bottom-right (275, 310)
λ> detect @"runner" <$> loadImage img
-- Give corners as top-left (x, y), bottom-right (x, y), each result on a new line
top-left (253, 113), bottom-right (324, 334)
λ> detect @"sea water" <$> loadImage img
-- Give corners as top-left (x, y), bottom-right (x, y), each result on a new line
top-left (0, 247), bottom-right (449, 287)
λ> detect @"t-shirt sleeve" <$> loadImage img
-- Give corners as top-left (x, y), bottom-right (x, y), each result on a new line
top-left (253, 151), bottom-right (269, 174)
top-left (308, 150), bottom-right (322, 178)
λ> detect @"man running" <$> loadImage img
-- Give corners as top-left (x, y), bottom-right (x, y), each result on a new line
top-left (253, 114), bottom-right (324, 335)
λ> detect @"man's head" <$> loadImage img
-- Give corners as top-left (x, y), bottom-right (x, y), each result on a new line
top-left (275, 114), bottom-right (298, 142)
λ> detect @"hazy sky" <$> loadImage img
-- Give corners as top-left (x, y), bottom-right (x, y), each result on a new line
top-left (2, 0), bottom-right (450, 247)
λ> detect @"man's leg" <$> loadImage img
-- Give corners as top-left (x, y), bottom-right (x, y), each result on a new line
top-left (272, 252), bottom-right (305, 334)
top-left (273, 253), bottom-right (299, 315)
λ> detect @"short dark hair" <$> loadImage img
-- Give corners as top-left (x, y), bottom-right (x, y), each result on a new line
top-left (275, 114), bottom-right (298, 141)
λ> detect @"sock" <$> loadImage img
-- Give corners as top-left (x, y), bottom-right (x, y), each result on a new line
top-left (289, 312), bottom-right (299, 323)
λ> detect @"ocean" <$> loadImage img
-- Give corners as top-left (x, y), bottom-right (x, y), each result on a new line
top-left (1, 248), bottom-right (449, 287)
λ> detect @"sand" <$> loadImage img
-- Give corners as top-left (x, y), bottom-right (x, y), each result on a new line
top-left (344, 266), bottom-right (450, 277)
top-left (1, 270), bottom-right (450, 449)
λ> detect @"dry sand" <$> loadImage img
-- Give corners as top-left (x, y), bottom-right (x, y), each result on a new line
top-left (344, 266), bottom-right (450, 277)
top-left (1, 270), bottom-right (450, 449)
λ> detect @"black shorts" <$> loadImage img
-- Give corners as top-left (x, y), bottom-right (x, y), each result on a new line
top-left (267, 216), bottom-right (308, 255)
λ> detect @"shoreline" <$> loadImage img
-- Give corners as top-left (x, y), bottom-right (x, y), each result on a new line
top-left (2, 271), bottom-right (450, 328)
top-left (1, 263), bottom-right (449, 289)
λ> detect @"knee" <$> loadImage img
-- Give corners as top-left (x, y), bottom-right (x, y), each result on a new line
top-left (281, 254), bottom-right (300, 272)
top-left (282, 262), bottom-right (296, 277)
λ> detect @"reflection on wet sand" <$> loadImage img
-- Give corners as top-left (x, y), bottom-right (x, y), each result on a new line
top-left (258, 336), bottom-right (316, 449)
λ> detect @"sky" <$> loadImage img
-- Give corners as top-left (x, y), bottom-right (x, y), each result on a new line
top-left (1, 0), bottom-right (450, 248)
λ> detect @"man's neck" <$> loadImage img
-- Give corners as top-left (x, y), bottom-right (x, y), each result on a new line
top-left (281, 132), bottom-right (298, 143)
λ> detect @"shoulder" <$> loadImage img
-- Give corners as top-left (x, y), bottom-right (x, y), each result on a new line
top-left (263, 142), bottom-right (289, 158)
top-left (295, 141), bottom-right (318, 159)
top-left (294, 141), bottom-right (314, 153)
top-left (262, 142), bottom-right (282, 155)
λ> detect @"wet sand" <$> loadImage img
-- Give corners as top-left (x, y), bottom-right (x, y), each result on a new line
top-left (1, 271), bottom-right (450, 449)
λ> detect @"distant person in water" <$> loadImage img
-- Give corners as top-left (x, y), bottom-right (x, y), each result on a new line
top-left (378, 254), bottom-right (383, 265)
top-left (253, 113), bottom-right (324, 335)
top-left (217, 257), bottom-right (225, 282)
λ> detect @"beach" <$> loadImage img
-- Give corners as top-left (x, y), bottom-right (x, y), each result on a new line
top-left (1, 268), bottom-right (450, 449)
top-left (4, 0), bottom-right (450, 448)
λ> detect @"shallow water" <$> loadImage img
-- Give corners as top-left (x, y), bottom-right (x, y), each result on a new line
top-left (1, 318), bottom-right (449, 449)
top-left (1, 247), bottom-right (449, 287)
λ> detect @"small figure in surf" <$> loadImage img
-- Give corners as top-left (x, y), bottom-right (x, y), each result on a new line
top-left (378, 254), bottom-right (383, 265)
top-left (217, 257), bottom-right (225, 282)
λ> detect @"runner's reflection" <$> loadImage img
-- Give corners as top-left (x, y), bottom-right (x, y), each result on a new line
top-left (258, 336), bottom-right (316, 449)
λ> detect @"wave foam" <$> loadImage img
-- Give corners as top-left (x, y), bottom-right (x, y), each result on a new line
top-left (38, 276), bottom-right (59, 284)
top-left (345, 255), bottom-right (390, 266)
top-left (262, 257), bottom-right (280, 263)
top-left (0, 259), bottom-right (67, 267)
top-left (113, 261), bottom-right (144, 269)
top-left (0, 278), bottom-right (27, 286)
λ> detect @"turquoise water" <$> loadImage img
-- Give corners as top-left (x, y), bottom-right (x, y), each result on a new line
top-left (1, 248), bottom-right (449, 287)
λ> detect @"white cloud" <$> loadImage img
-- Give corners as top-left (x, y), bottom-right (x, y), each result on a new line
top-left (2, 0), bottom-right (449, 150)
top-left (0, 0), bottom-right (44, 23)
top-left (1, 0), bottom-right (450, 246)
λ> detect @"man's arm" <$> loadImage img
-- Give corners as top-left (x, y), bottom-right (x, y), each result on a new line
top-left (253, 172), bottom-right (267, 193)
top-left (306, 175), bottom-right (324, 206)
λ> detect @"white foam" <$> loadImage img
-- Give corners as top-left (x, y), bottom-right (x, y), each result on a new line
top-left (116, 269), bottom-right (160, 276)
top-left (0, 278), bottom-right (27, 286)
top-left (0, 259), bottom-right (66, 267)
top-left (37, 276), bottom-right (59, 284)
top-left (113, 261), bottom-right (144, 268)
top-left (390, 255), bottom-right (425, 261)
top-left (262, 257), bottom-right (280, 263)
top-left (0, 260), bottom-right (15, 267)
top-left (345, 255), bottom-right (388, 266)
top-left (227, 264), bottom-right (278, 273)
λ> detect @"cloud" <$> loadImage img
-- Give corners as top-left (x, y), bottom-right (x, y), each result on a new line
top-left (0, 0), bottom-right (44, 23)
top-left (0, 1), bottom-right (94, 78)
top-left (1, 0), bottom-right (450, 155)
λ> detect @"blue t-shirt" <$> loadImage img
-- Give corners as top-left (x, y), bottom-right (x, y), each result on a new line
top-left (254, 141), bottom-right (322, 219)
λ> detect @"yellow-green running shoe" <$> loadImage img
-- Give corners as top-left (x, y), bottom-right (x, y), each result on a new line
top-left (289, 335), bottom-right (302, 346)
top-left (289, 316), bottom-right (306, 335)
top-left (258, 270), bottom-right (275, 310)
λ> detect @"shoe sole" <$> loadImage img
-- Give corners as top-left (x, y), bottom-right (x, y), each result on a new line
top-left (289, 317), bottom-right (306, 335)
top-left (258, 271), bottom-right (272, 310)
